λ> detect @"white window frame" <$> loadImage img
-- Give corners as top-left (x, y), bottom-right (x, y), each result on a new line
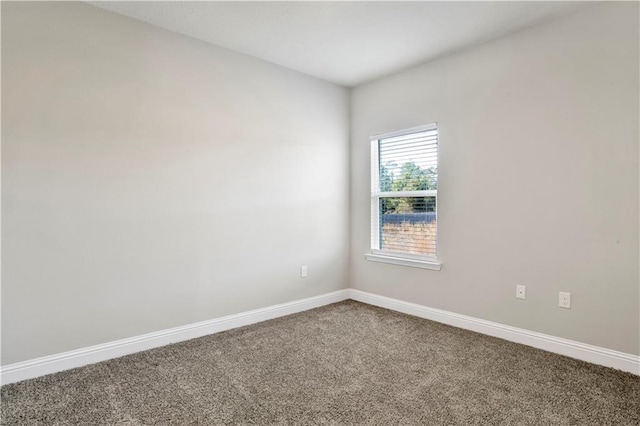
top-left (365, 123), bottom-right (442, 271)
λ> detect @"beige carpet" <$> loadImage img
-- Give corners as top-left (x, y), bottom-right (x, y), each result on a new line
top-left (2, 300), bottom-right (639, 425)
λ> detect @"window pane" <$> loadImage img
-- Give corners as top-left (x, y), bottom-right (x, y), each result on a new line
top-left (379, 197), bottom-right (436, 257)
top-left (379, 130), bottom-right (437, 192)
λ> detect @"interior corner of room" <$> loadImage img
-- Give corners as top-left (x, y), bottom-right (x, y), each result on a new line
top-left (1, 0), bottom-right (639, 390)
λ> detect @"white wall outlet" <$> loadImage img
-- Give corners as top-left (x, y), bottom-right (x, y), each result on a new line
top-left (559, 292), bottom-right (571, 309)
top-left (300, 265), bottom-right (308, 278)
top-left (516, 285), bottom-right (526, 299)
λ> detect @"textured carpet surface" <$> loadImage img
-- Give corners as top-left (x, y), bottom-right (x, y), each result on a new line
top-left (2, 300), bottom-right (639, 425)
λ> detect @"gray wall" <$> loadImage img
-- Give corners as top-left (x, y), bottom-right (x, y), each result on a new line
top-left (2, 2), bottom-right (350, 364)
top-left (350, 3), bottom-right (639, 355)
top-left (3, 1), bottom-right (639, 366)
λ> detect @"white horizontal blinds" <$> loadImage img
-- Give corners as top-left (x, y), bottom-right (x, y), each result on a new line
top-left (372, 126), bottom-right (438, 258)
top-left (378, 129), bottom-right (438, 193)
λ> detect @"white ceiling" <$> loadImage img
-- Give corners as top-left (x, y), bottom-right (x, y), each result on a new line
top-left (89, 1), bottom-right (587, 87)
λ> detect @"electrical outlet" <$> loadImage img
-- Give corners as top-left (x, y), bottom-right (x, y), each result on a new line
top-left (300, 265), bottom-right (308, 278)
top-left (516, 285), bottom-right (526, 299)
top-left (559, 292), bottom-right (571, 309)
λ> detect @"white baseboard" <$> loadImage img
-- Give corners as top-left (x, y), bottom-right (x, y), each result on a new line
top-left (348, 289), bottom-right (640, 375)
top-left (3, 288), bottom-right (638, 385)
top-left (0, 290), bottom-right (350, 385)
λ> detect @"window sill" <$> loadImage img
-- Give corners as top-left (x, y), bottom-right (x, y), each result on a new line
top-left (364, 253), bottom-right (442, 270)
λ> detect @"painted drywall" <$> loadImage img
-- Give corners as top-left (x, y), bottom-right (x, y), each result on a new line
top-left (350, 3), bottom-right (640, 355)
top-left (2, 2), bottom-right (349, 364)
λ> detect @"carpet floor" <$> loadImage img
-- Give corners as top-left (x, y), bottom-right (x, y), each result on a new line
top-left (1, 300), bottom-right (639, 425)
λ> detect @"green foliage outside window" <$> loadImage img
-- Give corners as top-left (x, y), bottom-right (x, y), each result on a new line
top-left (380, 162), bottom-right (437, 213)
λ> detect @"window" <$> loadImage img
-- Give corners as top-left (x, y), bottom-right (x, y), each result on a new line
top-left (366, 124), bottom-right (441, 270)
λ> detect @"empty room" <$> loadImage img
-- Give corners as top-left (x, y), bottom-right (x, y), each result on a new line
top-left (1, 1), bottom-right (639, 424)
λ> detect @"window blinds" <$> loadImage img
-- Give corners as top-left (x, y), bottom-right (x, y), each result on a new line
top-left (371, 125), bottom-right (438, 258)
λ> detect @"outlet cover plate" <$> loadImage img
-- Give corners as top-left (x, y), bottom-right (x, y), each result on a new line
top-left (559, 292), bottom-right (571, 309)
